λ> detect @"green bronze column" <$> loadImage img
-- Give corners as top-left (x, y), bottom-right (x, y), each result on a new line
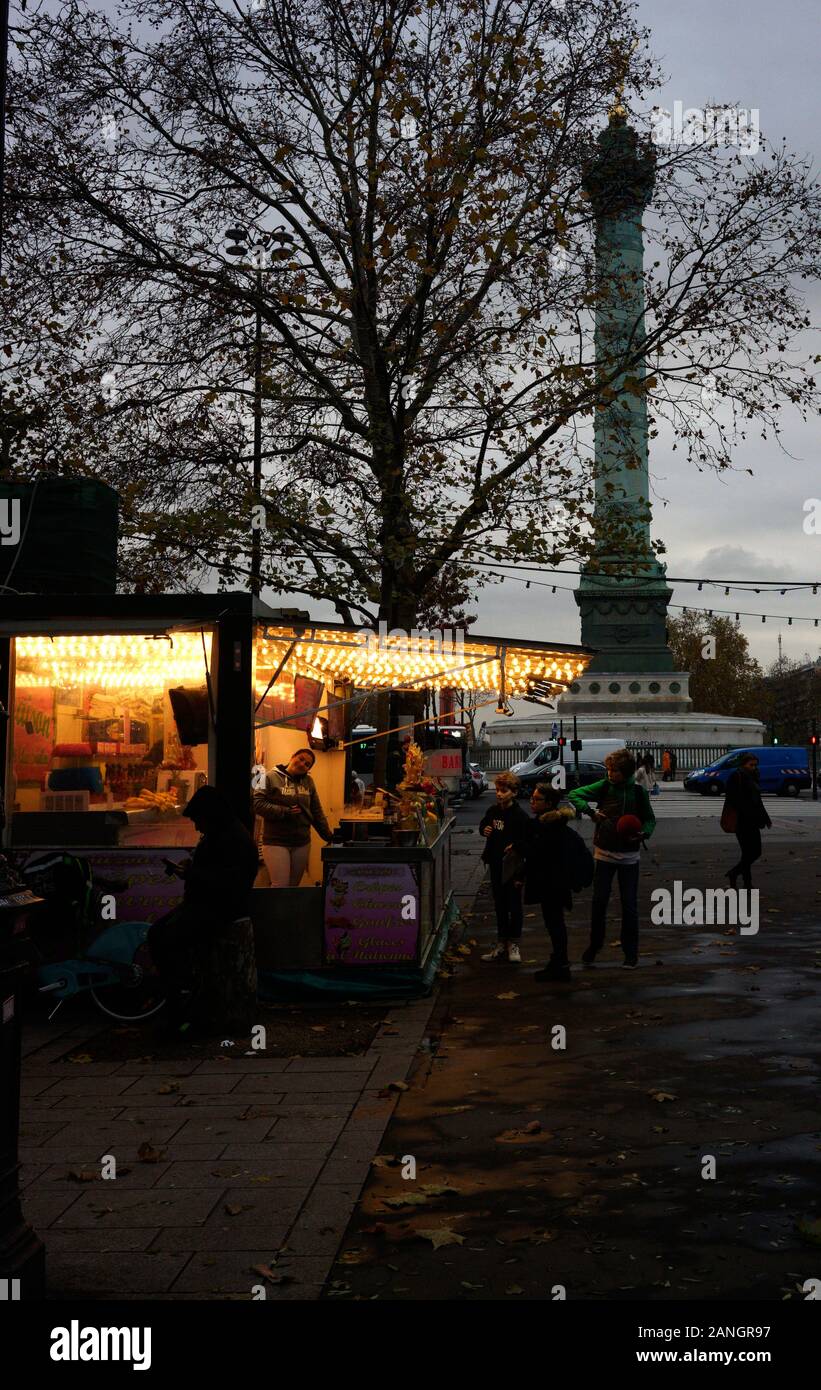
top-left (576, 112), bottom-right (678, 678)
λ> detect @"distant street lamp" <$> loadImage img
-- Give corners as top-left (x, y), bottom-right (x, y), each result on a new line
top-left (224, 225), bottom-right (296, 596)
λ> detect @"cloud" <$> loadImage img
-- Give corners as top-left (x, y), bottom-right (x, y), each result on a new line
top-left (693, 546), bottom-right (801, 582)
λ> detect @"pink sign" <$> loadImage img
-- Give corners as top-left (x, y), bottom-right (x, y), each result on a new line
top-left (85, 849), bottom-right (185, 923)
top-left (324, 861), bottom-right (420, 964)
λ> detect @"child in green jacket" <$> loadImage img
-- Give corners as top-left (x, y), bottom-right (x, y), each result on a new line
top-left (568, 748), bottom-right (655, 969)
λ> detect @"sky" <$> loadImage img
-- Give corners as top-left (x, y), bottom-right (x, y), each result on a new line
top-left (265, 0), bottom-right (820, 671)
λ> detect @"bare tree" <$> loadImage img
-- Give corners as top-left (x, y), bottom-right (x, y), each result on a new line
top-left (2, 0), bottom-right (818, 637)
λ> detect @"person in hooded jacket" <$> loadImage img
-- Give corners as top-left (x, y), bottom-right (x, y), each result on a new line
top-left (521, 782), bottom-right (577, 982)
top-left (148, 785), bottom-right (260, 1022)
top-left (724, 752), bottom-right (771, 889)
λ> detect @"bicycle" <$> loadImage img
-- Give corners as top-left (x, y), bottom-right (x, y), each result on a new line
top-left (16, 849), bottom-right (168, 1023)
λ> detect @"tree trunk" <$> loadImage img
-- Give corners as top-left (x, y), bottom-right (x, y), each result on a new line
top-left (194, 918), bottom-right (258, 1037)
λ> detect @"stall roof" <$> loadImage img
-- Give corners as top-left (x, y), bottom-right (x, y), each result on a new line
top-left (0, 592), bottom-right (310, 635)
top-left (257, 620), bottom-right (594, 696)
top-left (0, 592), bottom-right (594, 697)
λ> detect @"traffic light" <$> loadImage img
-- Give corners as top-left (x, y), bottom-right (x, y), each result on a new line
top-left (557, 736), bottom-right (566, 747)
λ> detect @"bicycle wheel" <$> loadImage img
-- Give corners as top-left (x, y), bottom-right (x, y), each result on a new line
top-left (89, 939), bottom-right (166, 1022)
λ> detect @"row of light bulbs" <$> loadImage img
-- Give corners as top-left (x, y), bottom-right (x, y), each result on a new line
top-left (15, 634), bottom-right (211, 690)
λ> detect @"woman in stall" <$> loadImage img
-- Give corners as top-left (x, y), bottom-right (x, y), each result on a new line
top-left (253, 747), bottom-right (333, 888)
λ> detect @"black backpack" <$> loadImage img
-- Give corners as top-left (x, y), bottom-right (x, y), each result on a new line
top-left (563, 824), bottom-right (594, 891)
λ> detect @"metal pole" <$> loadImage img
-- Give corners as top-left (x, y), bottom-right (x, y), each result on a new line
top-left (813, 716), bottom-right (818, 801)
top-left (559, 718), bottom-right (564, 766)
top-left (251, 265), bottom-right (263, 597)
top-left (573, 714), bottom-right (579, 776)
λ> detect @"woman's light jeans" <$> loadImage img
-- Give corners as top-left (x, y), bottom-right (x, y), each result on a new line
top-left (262, 843), bottom-right (310, 888)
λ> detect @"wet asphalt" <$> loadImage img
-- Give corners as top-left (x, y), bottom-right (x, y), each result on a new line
top-left (325, 794), bottom-right (821, 1301)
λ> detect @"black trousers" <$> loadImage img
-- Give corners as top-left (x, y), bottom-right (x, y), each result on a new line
top-left (488, 862), bottom-right (523, 940)
top-left (729, 824), bottom-right (762, 887)
top-left (540, 900), bottom-right (568, 967)
top-left (147, 906), bottom-right (202, 1010)
top-left (590, 860), bottom-right (640, 961)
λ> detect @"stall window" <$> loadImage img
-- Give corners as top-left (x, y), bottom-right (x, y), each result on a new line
top-left (11, 633), bottom-right (213, 847)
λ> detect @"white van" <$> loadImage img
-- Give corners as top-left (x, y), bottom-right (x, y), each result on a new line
top-left (509, 738), bottom-right (625, 778)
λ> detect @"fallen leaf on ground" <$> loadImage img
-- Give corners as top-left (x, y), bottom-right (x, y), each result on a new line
top-left (137, 1142), bottom-right (166, 1163)
top-left (250, 1263), bottom-right (293, 1285)
top-left (416, 1228), bottom-right (464, 1249)
top-left (68, 1169), bottom-right (99, 1182)
top-left (496, 992), bottom-right (519, 1001)
top-left (381, 1194), bottom-right (430, 1208)
top-left (420, 1183), bottom-right (460, 1196)
top-left (337, 1249), bottom-right (373, 1265)
top-left (224, 1203), bottom-right (251, 1216)
top-left (371, 1155), bottom-right (400, 1168)
top-left (506, 1285), bottom-right (524, 1295)
top-left (157, 1082), bottom-right (180, 1095)
top-left (67, 1053), bottom-right (94, 1064)
top-left (797, 1218), bottom-right (821, 1246)
top-left (648, 1091), bottom-right (677, 1103)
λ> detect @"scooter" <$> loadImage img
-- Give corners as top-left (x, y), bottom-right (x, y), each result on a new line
top-left (17, 850), bottom-right (167, 1023)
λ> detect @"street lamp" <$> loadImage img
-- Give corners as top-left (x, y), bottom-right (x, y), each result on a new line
top-left (224, 225), bottom-right (296, 597)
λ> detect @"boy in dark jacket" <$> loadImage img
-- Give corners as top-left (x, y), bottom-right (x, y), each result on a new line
top-left (478, 771), bottom-right (530, 964)
top-left (568, 748), bottom-right (655, 969)
top-left (522, 782), bottom-right (577, 982)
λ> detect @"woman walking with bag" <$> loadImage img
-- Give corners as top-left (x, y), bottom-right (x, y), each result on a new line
top-left (723, 753), bottom-right (771, 889)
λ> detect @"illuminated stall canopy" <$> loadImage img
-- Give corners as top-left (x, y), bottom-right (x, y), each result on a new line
top-left (256, 624), bottom-right (592, 699)
top-left (15, 633), bottom-right (212, 689)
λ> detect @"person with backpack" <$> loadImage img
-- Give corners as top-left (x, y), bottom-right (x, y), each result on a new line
top-left (478, 771), bottom-right (530, 964)
top-left (521, 782), bottom-right (593, 982)
top-left (568, 748), bottom-right (656, 970)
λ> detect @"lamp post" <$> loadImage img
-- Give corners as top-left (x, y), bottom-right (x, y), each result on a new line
top-left (224, 226), bottom-right (296, 597)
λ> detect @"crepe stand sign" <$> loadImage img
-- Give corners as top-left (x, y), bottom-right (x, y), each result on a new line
top-left (324, 862), bottom-right (420, 964)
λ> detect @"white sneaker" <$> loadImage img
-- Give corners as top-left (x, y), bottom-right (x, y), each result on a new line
top-left (481, 943), bottom-right (506, 961)
top-left (507, 943), bottom-right (522, 963)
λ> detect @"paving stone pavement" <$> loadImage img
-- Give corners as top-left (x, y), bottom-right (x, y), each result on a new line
top-left (17, 805), bottom-right (487, 1301)
top-left (19, 997), bottom-right (450, 1300)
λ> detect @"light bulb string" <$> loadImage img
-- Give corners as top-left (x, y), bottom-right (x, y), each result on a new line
top-left (497, 573), bottom-right (821, 627)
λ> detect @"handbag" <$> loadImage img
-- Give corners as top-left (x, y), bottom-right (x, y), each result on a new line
top-left (720, 803), bottom-right (737, 834)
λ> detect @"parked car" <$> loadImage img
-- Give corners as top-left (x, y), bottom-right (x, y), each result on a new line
top-left (468, 763), bottom-right (488, 798)
top-left (684, 746), bottom-right (811, 797)
top-left (514, 760), bottom-right (607, 798)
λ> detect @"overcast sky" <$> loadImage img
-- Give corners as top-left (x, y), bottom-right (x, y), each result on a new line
top-left (265, 0), bottom-right (821, 668)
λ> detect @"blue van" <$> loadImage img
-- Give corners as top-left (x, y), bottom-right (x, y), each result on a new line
top-left (684, 747), bottom-right (811, 798)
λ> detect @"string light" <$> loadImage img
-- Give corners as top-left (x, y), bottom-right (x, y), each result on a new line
top-left (15, 634), bottom-right (212, 688)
